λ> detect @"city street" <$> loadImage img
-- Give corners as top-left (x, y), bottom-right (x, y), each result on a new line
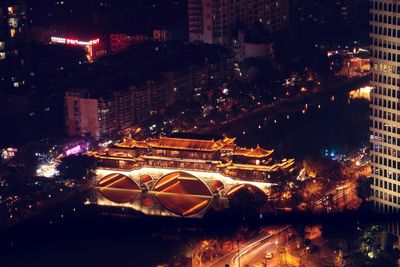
top-left (208, 226), bottom-right (292, 267)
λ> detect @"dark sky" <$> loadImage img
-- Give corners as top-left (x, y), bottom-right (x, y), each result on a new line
top-left (27, 0), bottom-right (187, 36)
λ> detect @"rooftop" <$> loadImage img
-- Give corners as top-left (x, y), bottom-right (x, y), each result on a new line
top-left (147, 136), bottom-right (227, 152)
top-left (168, 132), bottom-right (223, 141)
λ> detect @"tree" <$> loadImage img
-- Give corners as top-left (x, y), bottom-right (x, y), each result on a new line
top-left (57, 155), bottom-right (96, 182)
top-left (357, 176), bottom-right (372, 201)
top-left (303, 180), bottom-right (324, 200)
top-left (228, 187), bottom-right (267, 216)
top-left (303, 180), bottom-right (325, 211)
top-left (12, 148), bottom-right (38, 178)
top-left (290, 191), bottom-right (304, 210)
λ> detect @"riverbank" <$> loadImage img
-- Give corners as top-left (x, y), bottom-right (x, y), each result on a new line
top-left (198, 75), bottom-right (369, 135)
top-left (0, 180), bottom-right (93, 233)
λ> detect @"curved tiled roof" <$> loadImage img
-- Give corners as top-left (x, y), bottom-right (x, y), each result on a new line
top-left (114, 139), bottom-right (148, 149)
top-left (147, 136), bottom-right (227, 151)
top-left (234, 145), bottom-right (273, 158)
top-left (245, 145), bottom-right (274, 158)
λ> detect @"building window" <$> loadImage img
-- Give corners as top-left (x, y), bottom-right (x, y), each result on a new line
top-left (10, 29), bottom-right (16, 38)
top-left (7, 7), bottom-right (14, 15)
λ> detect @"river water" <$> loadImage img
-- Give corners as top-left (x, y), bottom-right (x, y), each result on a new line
top-left (215, 86), bottom-right (370, 159)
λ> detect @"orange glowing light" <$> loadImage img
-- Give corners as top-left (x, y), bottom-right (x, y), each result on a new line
top-left (182, 200), bottom-right (210, 216)
top-left (226, 184), bottom-right (245, 196)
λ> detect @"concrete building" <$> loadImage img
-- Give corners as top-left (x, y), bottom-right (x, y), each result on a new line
top-left (188, 0), bottom-right (289, 46)
top-left (149, 79), bottom-right (168, 112)
top-left (64, 90), bottom-right (102, 138)
top-left (289, 0), bottom-right (369, 32)
top-left (369, 0), bottom-right (400, 213)
top-left (0, 0), bottom-right (28, 90)
top-left (131, 83), bottom-right (151, 124)
top-left (65, 87), bottom-right (141, 138)
top-left (237, 30), bottom-right (274, 61)
top-left (65, 79), bottom-right (168, 138)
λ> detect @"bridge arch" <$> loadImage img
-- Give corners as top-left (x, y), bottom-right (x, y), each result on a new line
top-left (153, 171), bottom-right (213, 217)
top-left (141, 195), bottom-right (155, 208)
top-left (97, 173), bottom-right (141, 203)
top-left (226, 184), bottom-right (268, 199)
top-left (139, 174), bottom-right (153, 186)
top-left (209, 180), bottom-right (225, 193)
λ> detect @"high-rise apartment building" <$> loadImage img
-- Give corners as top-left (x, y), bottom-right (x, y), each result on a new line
top-left (370, 0), bottom-right (400, 212)
top-left (290, 0), bottom-right (369, 35)
top-left (188, 0), bottom-right (289, 46)
top-left (0, 0), bottom-right (27, 90)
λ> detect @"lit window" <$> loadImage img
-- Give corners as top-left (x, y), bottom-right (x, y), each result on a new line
top-left (0, 42), bottom-right (4, 50)
top-left (8, 18), bottom-right (18, 28)
top-left (0, 52), bottom-right (5, 60)
top-left (10, 29), bottom-right (16, 38)
top-left (7, 7), bottom-right (14, 15)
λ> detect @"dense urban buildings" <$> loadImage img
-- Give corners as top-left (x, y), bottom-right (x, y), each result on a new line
top-left (369, 0), bottom-right (400, 212)
top-left (64, 80), bottom-right (169, 138)
top-left (64, 42), bottom-right (234, 138)
top-left (188, 0), bottom-right (289, 46)
top-left (0, 0), bottom-right (28, 91)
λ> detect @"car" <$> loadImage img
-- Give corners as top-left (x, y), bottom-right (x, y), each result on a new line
top-left (265, 252), bottom-right (273, 259)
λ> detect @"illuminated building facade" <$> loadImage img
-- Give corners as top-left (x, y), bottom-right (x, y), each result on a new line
top-left (370, 0), bottom-right (400, 212)
top-left (188, 0), bottom-right (289, 46)
top-left (109, 33), bottom-right (148, 53)
top-left (0, 0), bottom-right (27, 90)
top-left (92, 133), bottom-right (295, 217)
top-left (237, 30), bottom-right (274, 61)
top-left (50, 36), bottom-right (106, 61)
top-left (95, 133), bottom-right (294, 183)
top-left (64, 89), bottom-right (103, 138)
top-left (64, 46), bottom-right (233, 138)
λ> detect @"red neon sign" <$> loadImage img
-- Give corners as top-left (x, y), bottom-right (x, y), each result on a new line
top-left (51, 37), bottom-right (100, 46)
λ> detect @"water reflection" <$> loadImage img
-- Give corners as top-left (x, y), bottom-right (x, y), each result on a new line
top-left (153, 171), bottom-right (213, 217)
top-left (98, 173), bottom-right (141, 203)
top-left (89, 189), bottom-right (218, 218)
top-left (348, 85), bottom-right (372, 101)
top-left (94, 170), bottom-right (216, 218)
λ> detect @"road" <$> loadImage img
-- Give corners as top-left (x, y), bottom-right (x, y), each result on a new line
top-left (208, 226), bottom-right (291, 267)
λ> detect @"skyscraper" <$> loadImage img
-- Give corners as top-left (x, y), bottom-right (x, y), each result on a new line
top-left (188, 0), bottom-right (289, 46)
top-left (370, 0), bottom-right (400, 212)
top-left (0, 0), bottom-right (27, 90)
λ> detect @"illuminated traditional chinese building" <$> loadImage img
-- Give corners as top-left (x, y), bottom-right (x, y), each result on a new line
top-left (92, 133), bottom-right (295, 217)
top-left (96, 133), bottom-right (295, 182)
